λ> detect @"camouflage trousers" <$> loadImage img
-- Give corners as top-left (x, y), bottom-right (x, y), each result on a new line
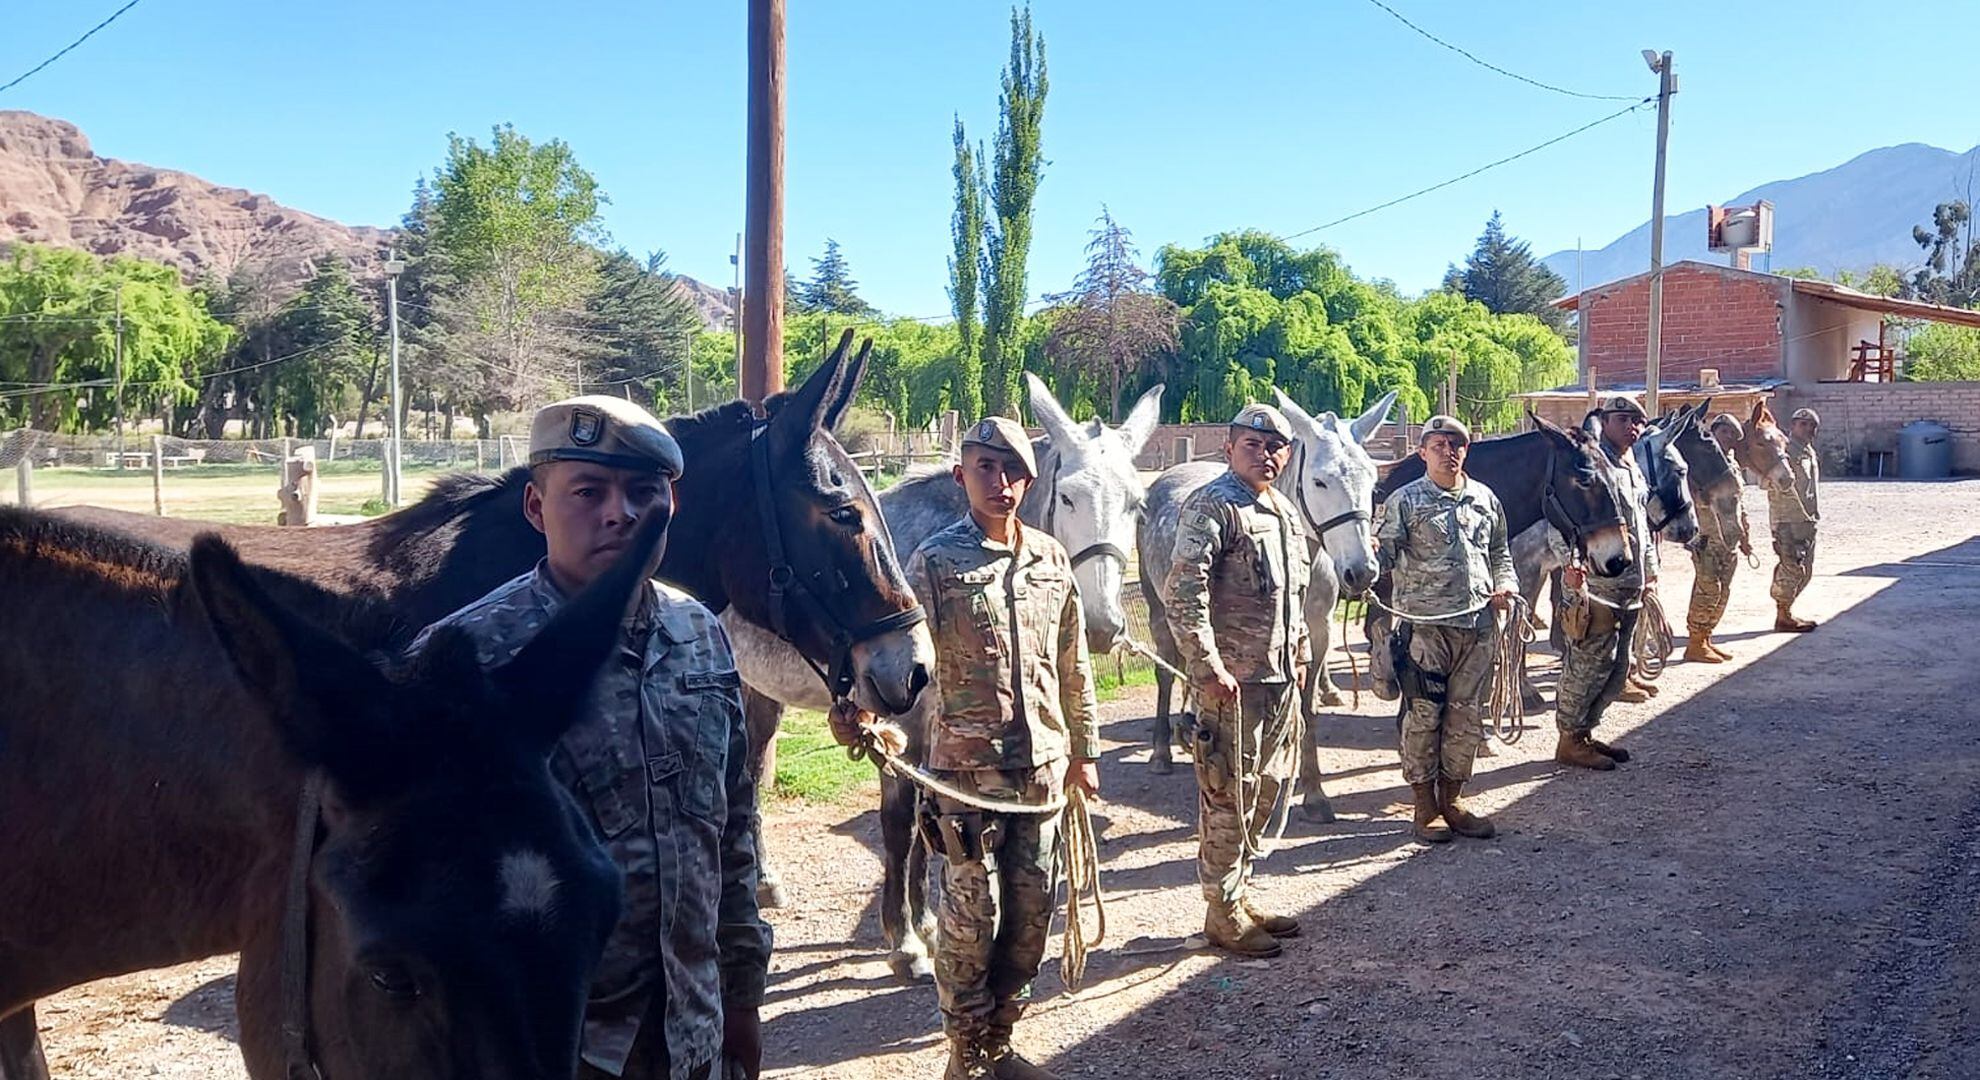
top-left (1686, 537), bottom-right (1741, 634)
top-left (1554, 598), bottom-right (1640, 735)
top-left (1398, 624), bottom-right (1494, 786)
top-left (1771, 522), bottom-right (1817, 606)
top-left (1193, 681), bottom-right (1299, 906)
top-left (927, 765), bottom-right (1062, 1046)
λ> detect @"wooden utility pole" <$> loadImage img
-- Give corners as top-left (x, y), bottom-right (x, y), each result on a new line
top-left (741, 0), bottom-right (787, 409)
top-left (1643, 49), bottom-right (1676, 416)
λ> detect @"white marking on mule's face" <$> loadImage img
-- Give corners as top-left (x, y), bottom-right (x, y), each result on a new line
top-left (499, 850), bottom-right (561, 921)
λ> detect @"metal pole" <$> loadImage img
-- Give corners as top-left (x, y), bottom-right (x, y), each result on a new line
top-left (742, 0), bottom-right (787, 408)
top-left (1644, 50), bottom-right (1676, 416)
top-left (385, 253), bottom-right (405, 507)
top-left (114, 283), bottom-right (125, 465)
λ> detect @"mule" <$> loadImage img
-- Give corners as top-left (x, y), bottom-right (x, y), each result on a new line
top-left (1136, 390), bottom-right (1396, 825)
top-left (728, 373), bottom-right (1164, 976)
top-left (0, 507), bottom-right (668, 1080)
top-left (1727, 398), bottom-right (1795, 491)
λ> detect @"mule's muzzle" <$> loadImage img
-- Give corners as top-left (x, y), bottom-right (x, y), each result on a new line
top-left (1341, 563), bottom-right (1377, 597)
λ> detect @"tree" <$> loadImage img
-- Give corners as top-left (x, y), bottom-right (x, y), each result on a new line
top-left (978, 6), bottom-right (1048, 416)
top-left (271, 258), bottom-right (377, 437)
top-left (947, 118), bottom-right (987, 420)
top-left (1044, 209), bottom-right (1179, 420)
top-left (796, 239), bottom-right (876, 317)
top-left (1442, 211), bottom-right (1570, 332)
top-left (1904, 323), bottom-right (1980, 381)
top-left (1908, 199), bottom-right (1979, 309)
top-left (584, 249), bottom-right (702, 413)
top-left (0, 244), bottom-right (230, 433)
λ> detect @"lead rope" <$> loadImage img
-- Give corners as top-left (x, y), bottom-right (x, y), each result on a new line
top-left (1631, 586), bottom-right (1673, 679)
top-left (1362, 591), bottom-right (1533, 745)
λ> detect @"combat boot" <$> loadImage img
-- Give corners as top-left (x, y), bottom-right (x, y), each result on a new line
top-left (1617, 679), bottom-right (1651, 704)
top-left (1775, 605), bottom-right (1816, 632)
top-left (1555, 730), bottom-right (1617, 771)
top-left (946, 1040), bottom-right (993, 1080)
top-left (1707, 637), bottom-right (1735, 660)
top-left (985, 1046), bottom-right (1059, 1080)
top-left (1205, 901), bottom-right (1283, 958)
top-left (1438, 780), bottom-right (1496, 839)
top-left (1241, 897), bottom-right (1302, 938)
top-left (1684, 631), bottom-right (1723, 663)
top-left (1410, 782), bottom-right (1452, 843)
top-left (1584, 737), bottom-right (1632, 763)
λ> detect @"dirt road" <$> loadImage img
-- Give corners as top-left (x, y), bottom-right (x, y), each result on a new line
top-left (31, 479), bottom-right (1980, 1079)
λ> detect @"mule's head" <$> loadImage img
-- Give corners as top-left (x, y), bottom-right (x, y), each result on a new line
top-left (1023, 373), bottom-right (1162, 654)
top-left (1532, 412), bottom-right (1633, 577)
top-left (1636, 415), bottom-right (1698, 545)
top-left (1742, 399), bottom-right (1795, 491)
top-left (717, 331), bottom-right (930, 715)
top-left (1271, 388), bottom-right (1394, 597)
top-left (188, 515), bottom-right (669, 1079)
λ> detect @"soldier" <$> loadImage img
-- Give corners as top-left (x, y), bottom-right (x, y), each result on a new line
top-left (1554, 394), bottom-right (1652, 771)
top-left (1684, 413), bottom-right (1755, 662)
top-left (1165, 403), bottom-right (1310, 959)
top-left (1375, 415), bottom-right (1518, 843)
top-left (1771, 407), bottom-right (1822, 632)
top-left (904, 416), bottom-right (1101, 1080)
top-left (410, 397), bottom-right (771, 1080)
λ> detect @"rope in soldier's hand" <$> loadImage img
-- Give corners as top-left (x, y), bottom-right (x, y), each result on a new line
top-left (1632, 587), bottom-right (1674, 680)
top-left (1057, 786), bottom-right (1105, 993)
top-left (1364, 590), bottom-right (1532, 745)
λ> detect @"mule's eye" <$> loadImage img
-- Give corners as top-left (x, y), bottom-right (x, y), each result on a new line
top-left (370, 966), bottom-right (422, 1003)
top-left (1311, 478), bottom-right (1328, 489)
top-left (1059, 493), bottom-right (1074, 508)
top-left (828, 506), bottom-right (860, 526)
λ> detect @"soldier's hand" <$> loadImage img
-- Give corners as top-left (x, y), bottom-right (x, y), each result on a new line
top-left (1739, 539), bottom-right (1754, 557)
top-left (1488, 590), bottom-right (1515, 613)
top-left (723, 1006), bottom-right (763, 1079)
top-left (1068, 757), bottom-right (1100, 796)
top-left (1201, 669), bottom-right (1240, 705)
top-left (826, 700), bottom-right (868, 749)
top-left (1561, 565), bottom-right (1587, 591)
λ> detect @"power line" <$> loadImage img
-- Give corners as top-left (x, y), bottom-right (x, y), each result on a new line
top-left (1360, 0), bottom-right (1638, 102)
top-left (1279, 98), bottom-right (1651, 241)
top-left (0, 0), bottom-right (149, 96)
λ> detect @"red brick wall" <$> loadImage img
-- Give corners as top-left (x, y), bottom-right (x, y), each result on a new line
top-left (1579, 264), bottom-right (1787, 386)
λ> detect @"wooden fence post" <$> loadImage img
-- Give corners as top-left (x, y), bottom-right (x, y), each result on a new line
top-left (151, 435), bottom-right (165, 516)
top-left (16, 456), bottom-right (31, 508)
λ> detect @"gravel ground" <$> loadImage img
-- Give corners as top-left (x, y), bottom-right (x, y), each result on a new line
top-left (32, 479), bottom-right (1980, 1080)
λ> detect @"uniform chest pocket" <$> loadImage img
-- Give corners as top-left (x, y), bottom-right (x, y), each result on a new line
top-left (568, 751), bottom-right (648, 841)
top-left (672, 667), bottom-right (741, 824)
top-left (1456, 504), bottom-right (1491, 546)
top-left (938, 566), bottom-right (1006, 666)
top-left (1244, 522), bottom-right (1282, 593)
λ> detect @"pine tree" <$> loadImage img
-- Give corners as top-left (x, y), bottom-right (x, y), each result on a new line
top-left (797, 239), bottom-right (876, 317)
top-left (1443, 211), bottom-right (1569, 332)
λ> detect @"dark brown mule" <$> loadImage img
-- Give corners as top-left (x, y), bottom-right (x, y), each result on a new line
top-left (0, 508), bottom-right (673, 1080)
top-left (12, 333), bottom-right (928, 1074)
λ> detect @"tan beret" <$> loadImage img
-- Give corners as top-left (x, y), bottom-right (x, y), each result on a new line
top-left (1599, 393), bottom-right (1647, 419)
top-left (1420, 414), bottom-right (1471, 445)
top-left (960, 416), bottom-right (1037, 479)
top-left (1229, 403), bottom-right (1294, 441)
top-left (528, 396), bottom-right (683, 477)
top-left (1790, 407), bottom-right (1820, 424)
top-left (1708, 413), bottom-right (1745, 438)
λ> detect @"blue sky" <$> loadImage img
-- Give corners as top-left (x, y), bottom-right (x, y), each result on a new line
top-left (5, 1), bottom-right (1976, 316)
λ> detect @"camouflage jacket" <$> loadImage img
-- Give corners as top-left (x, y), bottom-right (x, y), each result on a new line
top-left (1375, 475), bottom-right (1516, 629)
top-left (905, 516), bottom-right (1101, 771)
top-left (1768, 438), bottom-right (1820, 525)
top-left (1165, 469), bottom-right (1312, 685)
top-left (1596, 438), bottom-right (1652, 600)
top-left (410, 564), bottom-right (772, 1079)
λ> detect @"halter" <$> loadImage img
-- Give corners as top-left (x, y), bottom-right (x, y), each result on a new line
top-left (750, 420), bottom-right (926, 702)
top-left (1637, 426), bottom-right (1693, 535)
top-left (1541, 440), bottom-right (1626, 560)
top-left (1286, 437), bottom-right (1371, 540)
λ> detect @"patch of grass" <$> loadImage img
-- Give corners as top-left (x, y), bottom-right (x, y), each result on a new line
top-left (1094, 662), bottom-right (1159, 700)
top-left (770, 708), bottom-right (877, 804)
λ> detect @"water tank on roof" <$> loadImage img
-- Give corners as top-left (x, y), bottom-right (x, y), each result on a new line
top-left (1897, 420), bottom-right (1953, 479)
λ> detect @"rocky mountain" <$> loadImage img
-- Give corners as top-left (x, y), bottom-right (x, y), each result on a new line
top-left (0, 110), bottom-right (731, 328)
top-left (1543, 141), bottom-right (1980, 291)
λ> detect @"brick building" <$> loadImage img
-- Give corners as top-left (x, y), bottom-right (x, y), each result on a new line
top-left (1528, 261), bottom-right (1980, 475)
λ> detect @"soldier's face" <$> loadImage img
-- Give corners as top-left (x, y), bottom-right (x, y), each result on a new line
top-left (1227, 430), bottom-right (1290, 489)
top-left (524, 462), bottom-right (673, 592)
top-left (1711, 425), bottom-right (1739, 451)
top-left (1602, 411), bottom-right (1645, 450)
top-left (1792, 418), bottom-right (1818, 441)
top-left (1419, 433), bottom-right (1466, 479)
top-left (954, 446), bottom-right (1031, 517)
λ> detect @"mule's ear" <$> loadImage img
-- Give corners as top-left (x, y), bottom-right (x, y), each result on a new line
top-left (1751, 398), bottom-right (1768, 424)
top-left (1531, 412), bottom-right (1571, 443)
top-left (1118, 383), bottom-right (1165, 453)
top-left (1696, 396), bottom-right (1714, 421)
top-left (774, 330), bottom-right (851, 441)
top-left (491, 510), bottom-right (671, 755)
top-left (1270, 387), bottom-right (1318, 434)
top-left (188, 536), bottom-right (396, 787)
top-left (1350, 389), bottom-right (1398, 445)
top-left (823, 337), bottom-right (872, 433)
top-left (1025, 372), bottom-right (1080, 447)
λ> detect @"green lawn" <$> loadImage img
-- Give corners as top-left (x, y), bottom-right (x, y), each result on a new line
top-left (9, 462), bottom-right (450, 524)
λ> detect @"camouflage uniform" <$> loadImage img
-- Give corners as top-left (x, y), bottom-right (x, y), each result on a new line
top-left (1556, 437), bottom-right (1648, 736)
top-left (411, 569), bottom-right (771, 1080)
top-left (1769, 437), bottom-right (1820, 607)
top-left (1685, 448), bottom-right (1751, 637)
top-left (904, 514), bottom-right (1098, 1059)
top-left (1165, 469), bottom-right (1310, 907)
top-left (1375, 475), bottom-right (1516, 785)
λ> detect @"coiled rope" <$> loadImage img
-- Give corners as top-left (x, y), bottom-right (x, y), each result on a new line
top-left (1361, 591), bottom-right (1533, 744)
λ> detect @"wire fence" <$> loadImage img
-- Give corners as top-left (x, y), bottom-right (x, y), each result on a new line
top-left (0, 429), bottom-right (526, 472)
